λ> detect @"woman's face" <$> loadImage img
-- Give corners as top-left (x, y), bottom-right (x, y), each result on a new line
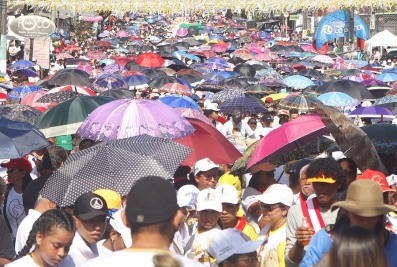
top-left (347, 212), bottom-right (380, 230)
top-left (248, 120), bottom-right (257, 131)
top-left (6, 168), bottom-right (25, 185)
top-left (195, 168), bottom-right (218, 190)
top-left (260, 203), bottom-right (287, 226)
top-left (198, 210), bottom-right (220, 231)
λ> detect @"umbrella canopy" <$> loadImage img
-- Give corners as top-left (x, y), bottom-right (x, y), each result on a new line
top-left (8, 85), bottom-right (40, 101)
top-left (317, 92), bottom-right (360, 107)
top-left (299, 69), bottom-right (322, 79)
top-left (0, 104), bottom-right (42, 124)
top-left (361, 124), bottom-right (397, 154)
top-left (39, 135), bottom-right (191, 207)
top-left (278, 93), bottom-right (323, 113)
top-left (348, 106), bottom-right (394, 119)
top-left (158, 95), bottom-right (199, 110)
top-left (160, 83), bottom-right (192, 96)
top-left (49, 85), bottom-right (96, 96)
top-left (282, 75), bottom-right (315, 90)
top-left (233, 64), bottom-right (256, 77)
top-left (21, 90), bottom-right (48, 108)
top-left (95, 74), bottom-right (127, 89)
top-left (99, 89), bottom-right (134, 99)
top-left (211, 88), bottom-right (245, 102)
top-left (175, 118), bottom-right (241, 165)
top-left (136, 52), bottom-right (165, 68)
top-left (9, 60), bottom-right (35, 69)
top-left (374, 95), bottom-right (397, 107)
top-left (46, 69), bottom-right (91, 87)
top-left (219, 96), bottom-right (266, 115)
top-left (377, 73), bottom-right (397, 83)
top-left (148, 76), bottom-right (180, 88)
top-left (247, 114), bottom-right (329, 169)
top-left (34, 96), bottom-right (114, 137)
top-left (318, 80), bottom-right (373, 100)
top-left (262, 92), bottom-right (289, 102)
top-left (76, 99), bottom-right (195, 141)
top-left (174, 108), bottom-right (213, 126)
top-left (123, 75), bottom-right (150, 87)
top-left (37, 91), bottom-right (80, 104)
top-left (0, 117), bottom-right (49, 158)
top-left (244, 85), bottom-right (275, 95)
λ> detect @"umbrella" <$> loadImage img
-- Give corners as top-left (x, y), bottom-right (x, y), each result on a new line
top-left (34, 96), bottom-right (114, 137)
top-left (282, 75), bottom-right (315, 90)
top-left (263, 92), bottom-right (289, 102)
top-left (230, 141), bottom-right (259, 173)
top-left (319, 80), bottom-right (374, 100)
top-left (8, 85), bottom-right (41, 101)
top-left (21, 90), bottom-right (49, 108)
top-left (158, 95), bottom-right (199, 110)
top-left (361, 124), bottom-right (397, 154)
top-left (123, 75), bottom-right (150, 88)
top-left (174, 108), bottom-right (213, 126)
top-left (56, 53), bottom-right (74, 60)
top-left (160, 83), bottom-right (192, 96)
top-left (278, 93), bottom-right (323, 113)
top-left (317, 92), bottom-right (360, 107)
top-left (46, 69), bottom-right (91, 87)
top-left (299, 69), bottom-right (322, 79)
top-left (244, 85), bottom-right (275, 95)
top-left (37, 91), bottom-right (80, 104)
top-left (12, 69), bottom-right (38, 77)
top-left (175, 118), bottom-right (241, 165)
top-left (39, 135), bottom-right (191, 207)
top-left (377, 73), bottom-right (397, 83)
top-left (48, 85), bottom-right (96, 96)
top-left (347, 106), bottom-right (394, 120)
top-left (247, 114), bottom-right (329, 169)
top-left (312, 55), bottom-right (334, 64)
top-left (76, 99), bottom-right (195, 141)
top-left (0, 117), bottom-right (50, 158)
top-left (9, 60), bottom-right (35, 69)
top-left (148, 76), bottom-right (180, 89)
top-left (140, 68), bottom-right (167, 79)
top-left (135, 52), bottom-right (165, 68)
top-left (95, 74), bottom-right (127, 89)
top-left (233, 64), bottom-right (256, 77)
top-left (99, 89), bottom-right (134, 99)
top-left (219, 96), bottom-right (266, 115)
top-left (0, 104), bottom-right (42, 124)
top-left (99, 58), bottom-right (116, 66)
top-left (374, 95), bottom-right (397, 108)
top-left (211, 88), bottom-right (245, 102)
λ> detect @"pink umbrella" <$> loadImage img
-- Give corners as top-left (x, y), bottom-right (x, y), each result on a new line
top-left (85, 50), bottom-right (107, 60)
top-left (312, 55), bottom-right (334, 64)
top-left (56, 53), bottom-right (74, 60)
top-left (21, 90), bottom-right (54, 111)
top-left (116, 31), bottom-right (130, 37)
top-left (160, 83), bottom-right (192, 96)
top-left (254, 53), bottom-right (272, 62)
top-left (176, 28), bottom-right (188, 37)
top-left (211, 44), bottom-right (227, 53)
top-left (175, 108), bottom-right (213, 126)
top-left (300, 44), bottom-right (316, 52)
top-left (247, 114), bottom-right (329, 169)
top-left (77, 63), bottom-right (94, 73)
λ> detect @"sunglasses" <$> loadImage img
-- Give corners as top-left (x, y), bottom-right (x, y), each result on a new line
top-left (260, 203), bottom-right (284, 212)
top-left (200, 173), bottom-right (218, 181)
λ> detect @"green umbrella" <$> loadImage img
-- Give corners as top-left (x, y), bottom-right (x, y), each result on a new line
top-left (34, 96), bottom-right (114, 138)
top-left (230, 140), bottom-right (259, 174)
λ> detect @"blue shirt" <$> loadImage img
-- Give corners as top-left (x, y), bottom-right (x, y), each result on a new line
top-left (301, 228), bottom-right (397, 267)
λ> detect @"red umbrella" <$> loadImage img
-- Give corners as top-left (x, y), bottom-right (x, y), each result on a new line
top-left (64, 45), bottom-right (81, 51)
top-left (247, 114), bottom-right (329, 169)
top-left (48, 85), bottom-right (96, 96)
top-left (135, 52), bottom-right (165, 68)
top-left (96, 40), bottom-right (112, 47)
top-left (175, 118), bottom-right (241, 165)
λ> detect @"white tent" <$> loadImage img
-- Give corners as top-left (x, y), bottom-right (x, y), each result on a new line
top-left (365, 30), bottom-right (397, 53)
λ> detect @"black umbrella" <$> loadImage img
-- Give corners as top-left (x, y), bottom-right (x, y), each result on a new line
top-left (285, 45), bottom-right (304, 52)
top-left (269, 45), bottom-right (285, 52)
top-left (233, 64), bottom-right (257, 78)
top-left (0, 117), bottom-right (50, 158)
top-left (46, 69), bottom-right (91, 87)
top-left (167, 64), bottom-right (189, 72)
top-left (318, 80), bottom-right (373, 100)
top-left (39, 135), bottom-right (191, 207)
top-left (361, 124), bottom-right (397, 155)
top-left (37, 91), bottom-right (80, 103)
top-left (187, 27), bottom-right (200, 36)
top-left (220, 77), bottom-right (250, 89)
top-left (99, 89), bottom-right (134, 99)
top-left (299, 69), bottom-right (322, 79)
top-left (125, 60), bottom-right (143, 71)
top-left (128, 44), bottom-right (152, 54)
top-left (149, 76), bottom-right (180, 88)
top-left (182, 37), bottom-right (202, 46)
top-left (178, 74), bottom-right (203, 84)
top-left (228, 57), bottom-right (246, 65)
top-left (0, 104), bottom-right (42, 124)
top-left (141, 68), bottom-right (167, 79)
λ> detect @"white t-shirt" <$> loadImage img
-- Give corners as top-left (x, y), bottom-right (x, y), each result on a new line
top-left (15, 209), bottom-right (42, 253)
top-left (5, 255), bottom-right (36, 267)
top-left (84, 250), bottom-right (205, 267)
top-left (97, 239), bottom-right (112, 256)
top-left (5, 187), bottom-right (26, 240)
top-left (58, 232), bottom-right (98, 267)
top-left (184, 228), bottom-right (221, 266)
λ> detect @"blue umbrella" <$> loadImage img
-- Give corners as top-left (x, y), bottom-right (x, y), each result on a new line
top-left (219, 96), bottom-right (267, 115)
top-left (317, 92), bottom-right (359, 107)
top-left (173, 51), bottom-right (201, 62)
top-left (95, 74), bottom-right (127, 89)
top-left (216, 71), bottom-right (238, 79)
top-left (203, 73), bottom-right (224, 84)
top-left (12, 69), bottom-right (38, 77)
top-left (8, 85), bottom-right (41, 101)
top-left (0, 117), bottom-right (50, 158)
top-left (123, 75), bottom-right (150, 87)
top-left (383, 68), bottom-right (397, 74)
top-left (99, 58), bottom-right (116, 66)
top-left (282, 75), bottom-right (315, 90)
top-left (158, 95), bottom-right (199, 110)
top-left (376, 73), bottom-right (397, 83)
top-left (9, 60), bottom-right (35, 69)
top-left (206, 57), bottom-right (229, 67)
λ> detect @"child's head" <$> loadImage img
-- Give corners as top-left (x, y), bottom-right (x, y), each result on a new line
top-left (18, 209), bottom-right (76, 266)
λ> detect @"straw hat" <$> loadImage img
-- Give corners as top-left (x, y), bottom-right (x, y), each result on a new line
top-left (331, 180), bottom-right (397, 217)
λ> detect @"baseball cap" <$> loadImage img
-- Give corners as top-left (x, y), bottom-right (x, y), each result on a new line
top-left (306, 175), bottom-right (337, 184)
top-left (257, 184), bottom-right (294, 207)
top-left (177, 184), bottom-right (199, 210)
top-left (73, 192), bottom-right (110, 220)
top-left (126, 176), bottom-right (179, 224)
top-left (1, 158), bottom-right (32, 173)
top-left (193, 158), bottom-right (220, 176)
top-left (261, 113), bottom-right (273, 122)
top-left (205, 103), bottom-right (220, 111)
top-left (94, 189), bottom-right (122, 210)
top-left (196, 188), bottom-right (222, 212)
top-left (242, 187), bottom-right (261, 210)
top-left (55, 135), bottom-right (73, 151)
top-left (110, 209), bottom-right (132, 248)
top-left (216, 184), bottom-right (239, 204)
top-left (359, 169), bottom-right (394, 192)
top-left (207, 228), bottom-right (263, 264)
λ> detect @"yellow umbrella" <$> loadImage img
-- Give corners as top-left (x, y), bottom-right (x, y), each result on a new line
top-left (262, 93), bottom-right (289, 102)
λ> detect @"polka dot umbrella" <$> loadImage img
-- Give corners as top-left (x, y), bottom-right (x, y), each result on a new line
top-left (39, 135), bottom-right (192, 207)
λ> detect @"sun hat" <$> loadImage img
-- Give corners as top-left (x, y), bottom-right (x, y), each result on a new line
top-left (207, 228), bottom-right (263, 264)
top-left (249, 161), bottom-right (276, 175)
top-left (331, 179), bottom-right (397, 217)
top-left (1, 158), bottom-right (32, 173)
top-left (193, 158), bottom-right (220, 176)
top-left (177, 184), bottom-right (199, 210)
top-left (196, 188), bottom-right (222, 212)
top-left (205, 103), bottom-right (220, 111)
top-left (55, 135), bottom-right (73, 151)
top-left (358, 169), bottom-right (395, 192)
top-left (73, 192), bottom-right (110, 220)
top-left (257, 184), bottom-right (294, 207)
top-left (216, 184), bottom-right (239, 204)
top-left (109, 209), bottom-right (132, 247)
top-left (306, 175), bottom-right (336, 184)
top-left (126, 176), bottom-right (179, 224)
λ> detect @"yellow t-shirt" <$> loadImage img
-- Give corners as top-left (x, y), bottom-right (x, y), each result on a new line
top-left (218, 171), bottom-right (244, 217)
top-left (260, 223), bottom-right (287, 267)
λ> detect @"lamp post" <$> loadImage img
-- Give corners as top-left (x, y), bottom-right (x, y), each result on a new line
top-left (0, 0), bottom-right (7, 73)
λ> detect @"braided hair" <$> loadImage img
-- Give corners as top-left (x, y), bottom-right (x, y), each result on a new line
top-left (16, 209), bottom-right (76, 259)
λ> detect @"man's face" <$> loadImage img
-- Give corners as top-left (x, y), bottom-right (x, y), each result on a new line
top-left (210, 111), bottom-right (219, 120)
top-left (312, 182), bottom-right (339, 206)
top-left (75, 215), bottom-right (107, 244)
top-left (198, 210), bottom-right (220, 231)
top-left (220, 203), bottom-right (238, 226)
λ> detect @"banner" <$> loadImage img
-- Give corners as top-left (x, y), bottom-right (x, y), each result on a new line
top-left (314, 10), bottom-right (369, 49)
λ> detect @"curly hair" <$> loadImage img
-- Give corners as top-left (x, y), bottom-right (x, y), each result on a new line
top-left (306, 157), bottom-right (346, 189)
top-left (16, 209), bottom-right (76, 259)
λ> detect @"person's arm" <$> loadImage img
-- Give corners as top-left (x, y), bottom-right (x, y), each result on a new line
top-left (300, 229), bottom-right (332, 267)
top-left (0, 216), bottom-right (15, 266)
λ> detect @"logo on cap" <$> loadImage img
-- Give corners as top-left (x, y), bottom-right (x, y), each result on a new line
top-left (90, 197), bottom-right (104, 209)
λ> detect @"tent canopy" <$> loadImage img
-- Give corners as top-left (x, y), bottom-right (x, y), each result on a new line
top-left (365, 30), bottom-right (397, 52)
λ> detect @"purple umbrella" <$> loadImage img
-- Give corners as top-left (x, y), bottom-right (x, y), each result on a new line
top-left (76, 99), bottom-right (195, 141)
top-left (347, 106), bottom-right (394, 121)
top-left (103, 64), bottom-right (125, 74)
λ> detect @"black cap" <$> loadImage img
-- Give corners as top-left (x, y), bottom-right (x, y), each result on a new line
top-left (73, 192), bottom-right (109, 220)
top-left (126, 176), bottom-right (179, 225)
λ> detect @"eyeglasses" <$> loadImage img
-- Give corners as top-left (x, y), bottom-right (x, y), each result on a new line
top-left (200, 173), bottom-right (218, 181)
top-left (260, 203), bottom-right (283, 212)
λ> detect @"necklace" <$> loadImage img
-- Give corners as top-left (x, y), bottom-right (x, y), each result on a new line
top-left (30, 253), bottom-right (41, 267)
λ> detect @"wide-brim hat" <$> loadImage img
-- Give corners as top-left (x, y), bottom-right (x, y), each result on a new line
top-left (331, 179), bottom-right (397, 217)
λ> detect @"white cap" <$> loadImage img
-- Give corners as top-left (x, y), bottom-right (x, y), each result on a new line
top-left (109, 209), bottom-right (132, 248)
top-left (205, 103), bottom-right (220, 111)
top-left (258, 184), bottom-right (294, 207)
top-left (196, 188), bottom-right (222, 212)
top-left (177, 184), bottom-right (199, 209)
top-left (216, 184), bottom-right (239, 204)
top-left (207, 228), bottom-right (263, 264)
top-left (242, 187), bottom-right (261, 210)
top-left (387, 174), bottom-right (397, 186)
top-left (193, 158), bottom-right (220, 176)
